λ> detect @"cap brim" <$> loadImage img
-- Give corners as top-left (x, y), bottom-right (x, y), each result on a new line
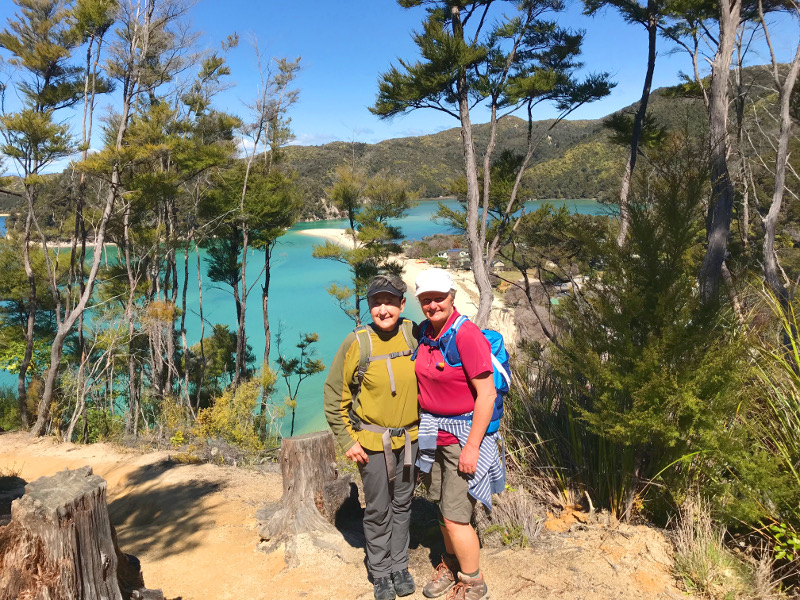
top-left (367, 284), bottom-right (404, 298)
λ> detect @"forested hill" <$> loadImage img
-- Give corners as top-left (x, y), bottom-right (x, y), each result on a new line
top-left (283, 115), bottom-right (608, 204)
top-left (282, 80), bottom-right (710, 215)
top-left (0, 67), bottom-right (768, 218)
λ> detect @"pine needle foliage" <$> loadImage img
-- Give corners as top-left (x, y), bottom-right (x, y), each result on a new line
top-left (548, 137), bottom-right (748, 520)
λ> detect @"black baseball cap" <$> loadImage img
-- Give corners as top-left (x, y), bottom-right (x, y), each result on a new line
top-left (367, 274), bottom-right (407, 298)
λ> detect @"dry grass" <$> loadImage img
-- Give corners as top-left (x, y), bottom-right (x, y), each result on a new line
top-left (476, 485), bottom-right (545, 548)
top-left (671, 496), bottom-right (790, 600)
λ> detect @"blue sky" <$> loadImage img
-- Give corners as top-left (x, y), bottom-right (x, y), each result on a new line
top-left (0, 0), bottom-right (798, 154)
top-left (187, 0), bottom-right (798, 146)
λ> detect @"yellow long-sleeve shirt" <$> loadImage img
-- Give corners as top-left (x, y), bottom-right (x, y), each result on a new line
top-left (323, 321), bottom-right (419, 453)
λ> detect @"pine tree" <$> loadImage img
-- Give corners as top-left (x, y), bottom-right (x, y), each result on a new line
top-left (313, 168), bottom-right (414, 325)
top-left (372, 0), bottom-right (611, 326)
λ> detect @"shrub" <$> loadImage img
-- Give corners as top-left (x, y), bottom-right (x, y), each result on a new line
top-left (0, 386), bottom-right (20, 431)
top-left (75, 407), bottom-right (125, 443)
top-left (476, 486), bottom-right (544, 549)
top-left (192, 379), bottom-right (265, 462)
top-left (522, 138), bottom-right (748, 521)
top-left (403, 234), bottom-right (464, 259)
top-left (738, 292), bottom-right (800, 565)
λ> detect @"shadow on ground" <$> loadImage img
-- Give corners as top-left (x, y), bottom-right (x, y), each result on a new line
top-left (334, 491), bottom-right (445, 577)
top-left (0, 474), bottom-right (26, 527)
top-left (108, 460), bottom-right (221, 560)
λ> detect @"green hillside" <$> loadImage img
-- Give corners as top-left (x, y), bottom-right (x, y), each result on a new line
top-left (284, 116), bottom-right (613, 207)
top-left (282, 78), bottom-right (721, 215)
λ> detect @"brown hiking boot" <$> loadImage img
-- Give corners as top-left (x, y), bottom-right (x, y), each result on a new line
top-left (445, 572), bottom-right (489, 600)
top-left (422, 555), bottom-right (459, 598)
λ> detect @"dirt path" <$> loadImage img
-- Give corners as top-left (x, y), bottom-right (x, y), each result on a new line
top-left (0, 432), bottom-right (689, 600)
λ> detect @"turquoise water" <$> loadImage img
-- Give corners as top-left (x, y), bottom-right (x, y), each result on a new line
top-left (0, 199), bottom-right (607, 434)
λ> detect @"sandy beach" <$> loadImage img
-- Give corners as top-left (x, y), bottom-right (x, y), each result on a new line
top-left (296, 228), bottom-right (517, 346)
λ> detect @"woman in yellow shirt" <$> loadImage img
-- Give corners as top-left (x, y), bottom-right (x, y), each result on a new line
top-left (323, 274), bottom-right (419, 600)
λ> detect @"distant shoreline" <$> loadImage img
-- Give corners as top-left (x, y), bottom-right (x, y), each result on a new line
top-left (295, 227), bottom-right (517, 346)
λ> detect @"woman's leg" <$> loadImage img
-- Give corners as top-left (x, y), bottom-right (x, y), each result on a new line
top-left (438, 444), bottom-right (479, 573)
top-left (389, 441), bottom-right (418, 571)
top-left (442, 518), bottom-right (479, 573)
top-left (359, 450), bottom-right (393, 579)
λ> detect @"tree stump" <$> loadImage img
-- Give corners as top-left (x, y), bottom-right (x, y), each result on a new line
top-left (0, 466), bottom-right (163, 600)
top-left (256, 430), bottom-right (356, 566)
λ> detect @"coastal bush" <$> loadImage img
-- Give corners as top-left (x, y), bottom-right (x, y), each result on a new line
top-left (192, 379), bottom-right (265, 463)
top-left (403, 234), bottom-right (465, 259)
top-left (732, 292), bottom-right (800, 566)
top-left (82, 407), bottom-right (125, 443)
top-left (0, 386), bottom-right (20, 431)
top-left (517, 138), bottom-right (749, 522)
top-left (185, 324), bottom-right (255, 409)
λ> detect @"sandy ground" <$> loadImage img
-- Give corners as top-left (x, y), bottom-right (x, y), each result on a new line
top-left (0, 431), bottom-right (690, 600)
top-left (296, 228), bottom-right (517, 347)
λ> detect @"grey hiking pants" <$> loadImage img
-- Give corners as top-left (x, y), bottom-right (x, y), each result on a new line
top-left (359, 441), bottom-right (419, 579)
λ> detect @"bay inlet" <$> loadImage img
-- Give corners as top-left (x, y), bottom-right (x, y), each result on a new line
top-left (0, 199), bottom-right (607, 435)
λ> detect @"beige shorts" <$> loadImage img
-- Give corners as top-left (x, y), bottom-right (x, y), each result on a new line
top-left (422, 443), bottom-right (476, 523)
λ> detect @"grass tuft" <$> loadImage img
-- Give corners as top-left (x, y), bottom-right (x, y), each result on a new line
top-left (672, 495), bottom-right (757, 599)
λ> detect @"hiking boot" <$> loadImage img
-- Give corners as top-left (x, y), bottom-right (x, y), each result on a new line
top-left (445, 572), bottom-right (489, 600)
top-left (373, 575), bottom-right (396, 600)
top-left (422, 555), bottom-right (459, 598)
top-left (391, 568), bottom-right (416, 597)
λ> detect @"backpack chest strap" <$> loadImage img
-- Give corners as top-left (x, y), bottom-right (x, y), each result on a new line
top-left (365, 349), bottom-right (414, 395)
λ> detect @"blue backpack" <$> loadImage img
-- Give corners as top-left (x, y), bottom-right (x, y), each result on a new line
top-left (412, 315), bottom-right (510, 433)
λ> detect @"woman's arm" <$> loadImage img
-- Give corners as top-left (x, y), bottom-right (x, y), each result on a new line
top-left (458, 372), bottom-right (495, 475)
top-left (323, 334), bottom-right (362, 457)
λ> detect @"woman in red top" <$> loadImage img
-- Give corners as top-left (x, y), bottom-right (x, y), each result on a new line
top-left (414, 268), bottom-right (495, 600)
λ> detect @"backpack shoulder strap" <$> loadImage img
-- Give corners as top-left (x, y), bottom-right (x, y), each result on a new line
top-left (354, 325), bottom-right (373, 385)
top-left (411, 319), bottom-right (430, 361)
top-left (441, 315), bottom-right (469, 367)
top-left (399, 318), bottom-right (417, 352)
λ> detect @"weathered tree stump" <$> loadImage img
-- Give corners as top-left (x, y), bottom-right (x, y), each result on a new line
top-left (0, 466), bottom-right (163, 600)
top-left (256, 430), bottom-right (356, 566)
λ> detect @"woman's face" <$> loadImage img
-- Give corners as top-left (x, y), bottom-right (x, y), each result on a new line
top-left (418, 290), bottom-right (454, 331)
top-left (368, 292), bottom-right (405, 332)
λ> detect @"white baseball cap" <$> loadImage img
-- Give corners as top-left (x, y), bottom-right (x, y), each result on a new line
top-left (415, 268), bottom-right (455, 297)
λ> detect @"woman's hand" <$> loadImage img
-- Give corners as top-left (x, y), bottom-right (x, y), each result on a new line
top-left (458, 442), bottom-right (480, 474)
top-left (345, 441), bottom-right (369, 464)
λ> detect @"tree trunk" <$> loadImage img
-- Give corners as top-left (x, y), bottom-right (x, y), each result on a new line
top-left (256, 431), bottom-right (355, 567)
top-left (761, 7), bottom-right (800, 307)
top-left (232, 274), bottom-right (243, 384)
top-left (18, 209), bottom-right (37, 429)
top-left (180, 241), bottom-right (192, 412)
top-left (236, 224), bottom-right (249, 385)
top-left (120, 200), bottom-right (140, 438)
top-left (261, 246), bottom-right (272, 385)
top-left (30, 168), bottom-right (122, 437)
top-left (195, 243), bottom-right (206, 412)
top-left (733, 37), bottom-right (750, 250)
top-left (0, 466), bottom-right (163, 600)
top-left (617, 11), bottom-right (658, 247)
top-left (698, 0), bottom-right (741, 303)
top-left (451, 6), bottom-right (494, 328)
